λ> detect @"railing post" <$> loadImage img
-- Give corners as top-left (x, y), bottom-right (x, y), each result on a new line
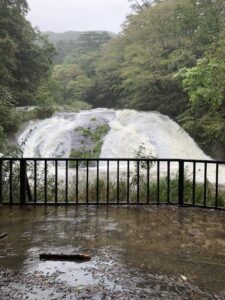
top-left (20, 159), bottom-right (27, 205)
top-left (0, 160), bottom-right (2, 204)
top-left (178, 160), bottom-right (184, 206)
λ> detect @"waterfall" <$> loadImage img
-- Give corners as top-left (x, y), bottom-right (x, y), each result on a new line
top-left (18, 108), bottom-right (210, 160)
top-left (18, 108), bottom-right (219, 182)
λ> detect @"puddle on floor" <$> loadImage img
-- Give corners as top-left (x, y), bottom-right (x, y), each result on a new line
top-left (36, 260), bottom-right (98, 285)
top-left (0, 205), bottom-right (225, 299)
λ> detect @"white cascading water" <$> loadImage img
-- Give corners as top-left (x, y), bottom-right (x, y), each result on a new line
top-left (101, 110), bottom-right (211, 159)
top-left (18, 108), bottom-right (221, 182)
top-left (18, 108), bottom-right (210, 160)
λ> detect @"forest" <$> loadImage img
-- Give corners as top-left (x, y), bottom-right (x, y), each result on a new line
top-left (1, 0), bottom-right (225, 159)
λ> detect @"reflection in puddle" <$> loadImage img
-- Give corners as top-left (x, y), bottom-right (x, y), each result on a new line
top-left (36, 261), bottom-right (98, 286)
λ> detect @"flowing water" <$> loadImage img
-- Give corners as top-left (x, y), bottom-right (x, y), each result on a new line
top-left (18, 108), bottom-right (210, 160)
top-left (18, 108), bottom-right (224, 184)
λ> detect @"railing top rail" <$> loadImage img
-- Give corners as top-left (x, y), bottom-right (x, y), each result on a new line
top-left (0, 157), bottom-right (223, 164)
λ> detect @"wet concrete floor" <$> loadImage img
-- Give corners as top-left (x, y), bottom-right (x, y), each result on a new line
top-left (0, 205), bottom-right (225, 299)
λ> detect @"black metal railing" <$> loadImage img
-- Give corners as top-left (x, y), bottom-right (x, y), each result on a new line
top-left (0, 158), bottom-right (224, 209)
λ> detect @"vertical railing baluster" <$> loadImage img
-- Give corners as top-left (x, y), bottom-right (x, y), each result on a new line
top-left (0, 160), bottom-right (2, 204)
top-left (20, 159), bottom-right (27, 205)
top-left (65, 160), bottom-right (68, 204)
top-left (147, 160), bottom-right (150, 204)
top-left (157, 161), bottom-right (160, 204)
top-left (167, 161), bottom-right (170, 204)
top-left (97, 160), bottom-right (99, 204)
top-left (127, 160), bottom-right (130, 204)
top-left (215, 163), bottom-right (219, 209)
top-left (26, 161), bottom-right (33, 203)
top-left (76, 160), bottom-right (79, 204)
top-left (34, 160), bottom-right (37, 204)
top-left (137, 160), bottom-right (140, 204)
top-left (45, 160), bottom-right (47, 204)
top-left (117, 160), bottom-right (120, 204)
top-left (192, 162), bottom-right (196, 205)
top-left (178, 160), bottom-right (184, 206)
top-left (107, 160), bottom-right (109, 204)
top-left (9, 160), bottom-right (13, 204)
top-left (55, 160), bottom-right (58, 204)
top-left (86, 160), bottom-right (89, 204)
top-left (204, 162), bottom-right (207, 207)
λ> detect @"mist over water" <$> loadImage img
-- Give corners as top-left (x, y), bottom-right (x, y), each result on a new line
top-left (18, 108), bottom-right (210, 160)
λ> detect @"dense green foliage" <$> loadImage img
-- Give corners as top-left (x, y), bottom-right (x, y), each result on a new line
top-left (48, 0), bottom-right (225, 158)
top-left (0, 0), bottom-right (55, 106)
top-left (180, 37), bottom-right (225, 157)
top-left (91, 0), bottom-right (225, 113)
top-left (49, 31), bottom-right (112, 105)
top-left (0, 0), bottom-right (55, 150)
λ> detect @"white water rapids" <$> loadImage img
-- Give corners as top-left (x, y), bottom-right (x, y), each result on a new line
top-left (18, 108), bottom-right (209, 160)
top-left (18, 108), bottom-right (223, 183)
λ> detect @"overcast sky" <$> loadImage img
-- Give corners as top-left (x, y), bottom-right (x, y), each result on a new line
top-left (27, 0), bottom-right (132, 33)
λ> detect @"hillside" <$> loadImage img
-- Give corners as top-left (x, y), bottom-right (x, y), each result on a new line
top-left (45, 31), bottom-right (116, 64)
top-left (45, 31), bottom-right (116, 44)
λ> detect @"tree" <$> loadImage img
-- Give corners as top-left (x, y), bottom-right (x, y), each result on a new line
top-left (50, 32), bottom-right (113, 105)
top-left (1, 0), bottom-right (29, 15)
top-left (0, 0), bottom-right (55, 150)
top-left (0, 86), bottom-right (19, 133)
top-left (91, 0), bottom-right (225, 116)
top-left (128, 0), bottom-right (166, 12)
top-left (0, 0), bottom-right (55, 106)
top-left (182, 37), bottom-right (225, 114)
top-left (77, 32), bottom-right (111, 52)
